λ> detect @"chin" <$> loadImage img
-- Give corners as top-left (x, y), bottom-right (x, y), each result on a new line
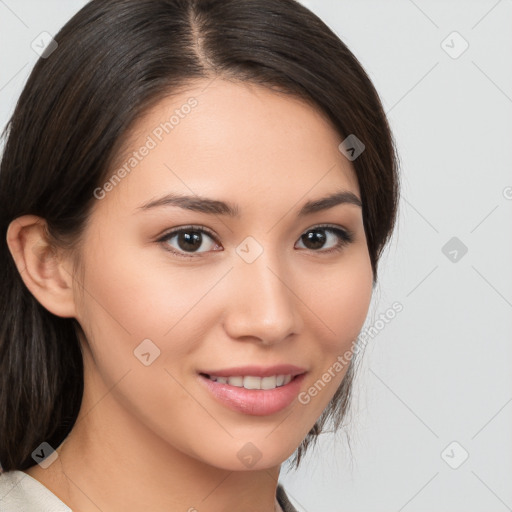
top-left (194, 437), bottom-right (301, 472)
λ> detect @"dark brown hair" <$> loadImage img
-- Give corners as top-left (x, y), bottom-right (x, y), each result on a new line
top-left (0, 0), bottom-right (399, 472)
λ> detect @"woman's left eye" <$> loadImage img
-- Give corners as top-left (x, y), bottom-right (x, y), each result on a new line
top-left (295, 225), bottom-right (354, 253)
top-left (157, 224), bottom-right (354, 259)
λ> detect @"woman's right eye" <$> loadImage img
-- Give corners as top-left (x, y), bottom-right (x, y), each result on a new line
top-left (157, 226), bottom-right (222, 259)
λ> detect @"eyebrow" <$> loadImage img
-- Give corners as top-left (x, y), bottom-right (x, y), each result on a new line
top-left (136, 190), bottom-right (362, 217)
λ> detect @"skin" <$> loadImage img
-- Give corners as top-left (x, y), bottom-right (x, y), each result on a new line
top-left (7, 78), bottom-right (373, 511)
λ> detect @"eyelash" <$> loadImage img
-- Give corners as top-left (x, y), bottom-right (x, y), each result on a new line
top-left (156, 224), bottom-right (354, 260)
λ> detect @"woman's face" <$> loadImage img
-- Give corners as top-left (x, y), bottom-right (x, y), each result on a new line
top-left (72, 79), bottom-right (373, 470)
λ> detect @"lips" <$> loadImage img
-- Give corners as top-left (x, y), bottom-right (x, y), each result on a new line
top-left (197, 364), bottom-right (307, 416)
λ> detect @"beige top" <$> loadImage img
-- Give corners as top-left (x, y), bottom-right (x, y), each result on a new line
top-left (0, 470), bottom-right (298, 511)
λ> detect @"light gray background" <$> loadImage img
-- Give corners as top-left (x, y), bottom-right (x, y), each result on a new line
top-left (1, 1), bottom-right (511, 511)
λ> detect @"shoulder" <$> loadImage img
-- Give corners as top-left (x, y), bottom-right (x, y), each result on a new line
top-left (276, 483), bottom-right (299, 512)
top-left (0, 469), bottom-right (72, 512)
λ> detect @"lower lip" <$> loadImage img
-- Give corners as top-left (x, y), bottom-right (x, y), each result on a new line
top-left (198, 373), bottom-right (306, 416)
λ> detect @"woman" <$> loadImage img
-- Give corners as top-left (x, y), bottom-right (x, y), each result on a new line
top-left (0, 0), bottom-right (399, 510)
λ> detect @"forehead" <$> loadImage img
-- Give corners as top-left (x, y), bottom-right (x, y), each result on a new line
top-left (98, 79), bottom-right (360, 214)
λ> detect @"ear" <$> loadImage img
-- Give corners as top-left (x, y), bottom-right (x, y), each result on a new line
top-left (6, 215), bottom-right (77, 318)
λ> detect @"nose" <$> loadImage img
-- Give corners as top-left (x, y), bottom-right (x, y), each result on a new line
top-left (222, 250), bottom-right (302, 346)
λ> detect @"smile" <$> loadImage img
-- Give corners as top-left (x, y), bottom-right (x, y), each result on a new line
top-left (198, 372), bottom-right (307, 416)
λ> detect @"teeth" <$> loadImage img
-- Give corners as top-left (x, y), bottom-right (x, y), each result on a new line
top-left (227, 376), bottom-right (243, 387)
top-left (261, 376), bottom-right (277, 390)
top-left (243, 376), bottom-right (261, 389)
top-left (207, 374), bottom-right (294, 390)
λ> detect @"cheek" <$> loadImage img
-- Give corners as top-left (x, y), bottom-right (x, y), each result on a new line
top-left (72, 242), bottom-right (224, 445)
top-left (73, 237), bottom-right (228, 378)
top-left (77, 235), bottom-right (198, 332)
top-left (306, 249), bottom-right (374, 349)
top-left (296, 249), bottom-right (373, 409)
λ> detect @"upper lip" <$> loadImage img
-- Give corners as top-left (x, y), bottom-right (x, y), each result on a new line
top-left (199, 364), bottom-right (307, 378)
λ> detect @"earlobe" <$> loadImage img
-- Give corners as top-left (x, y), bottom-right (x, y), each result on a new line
top-left (6, 215), bottom-right (77, 318)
